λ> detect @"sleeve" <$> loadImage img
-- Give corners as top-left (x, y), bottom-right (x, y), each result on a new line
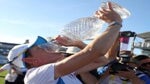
top-left (136, 71), bottom-right (150, 84)
top-left (139, 75), bottom-right (150, 84)
top-left (24, 63), bottom-right (56, 84)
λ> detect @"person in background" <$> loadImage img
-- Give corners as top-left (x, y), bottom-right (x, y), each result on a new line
top-left (0, 39), bottom-right (30, 84)
top-left (0, 48), bottom-right (27, 84)
top-left (65, 36), bottom-right (144, 84)
top-left (133, 55), bottom-right (150, 76)
top-left (95, 51), bottom-right (145, 84)
top-left (132, 55), bottom-right (150, 84)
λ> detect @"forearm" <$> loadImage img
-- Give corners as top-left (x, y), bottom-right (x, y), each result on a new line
top-left (75, 41), bottom-right (87, 49)
top-left (76, 39), bottom-right (120, 74)
top-left (55, 24), bottom-right (121, 77)
top-left (105, 36), bottom-right (120, 60)
top-left (89, 25), bottom-right (121, 55)
top-left (76, 56), bottom-right (109, 74)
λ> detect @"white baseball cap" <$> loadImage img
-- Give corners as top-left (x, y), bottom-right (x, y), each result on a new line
top-left (1, 36), bottom-right (48, 72)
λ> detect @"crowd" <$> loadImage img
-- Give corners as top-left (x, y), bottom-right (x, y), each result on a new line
top-left (0, 2), bottom-right (150, 84)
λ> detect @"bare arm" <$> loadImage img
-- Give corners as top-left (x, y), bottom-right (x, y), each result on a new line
top-left (55, 2), bottom-right (122, 78)
top-left (76, 36), bottom-right (120, 74)
top-left (104, 36), bottom-right (120, 61)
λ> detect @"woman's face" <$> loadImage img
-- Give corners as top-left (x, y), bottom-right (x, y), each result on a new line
top-left (25, 46), bottom-right (64, 67)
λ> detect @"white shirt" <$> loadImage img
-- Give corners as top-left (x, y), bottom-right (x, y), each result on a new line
top-left (5, 72), bottom-right (18, 82)
top-left (24, 63), bottom-right (82, 84)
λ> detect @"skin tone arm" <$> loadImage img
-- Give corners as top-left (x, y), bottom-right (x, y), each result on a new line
top-left (75, 36), bottom-right (120, 74)
top-left (77, 38), bottom-right (120, 84)
top-left (104, 36), bottom-right (120, 61)
top-left (55, 38), bottom-right (119, 84)
top-left (56, 32), bottom-right (120, 73)
top-left (55, 35), bottom-right (119, 84)
top-left (56, 34), bottom-right (120, 73)
top-left (54, 2), bottom-right (122, 79)
top-left (56, 35), bottom-right (108, 84)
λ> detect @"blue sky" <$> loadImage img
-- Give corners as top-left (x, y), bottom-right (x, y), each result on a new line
top-left (0, 0), bottom-right (150, 44)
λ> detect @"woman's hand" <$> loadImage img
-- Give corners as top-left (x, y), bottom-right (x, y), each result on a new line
top-left (95, 2), bottom-right (122, 24)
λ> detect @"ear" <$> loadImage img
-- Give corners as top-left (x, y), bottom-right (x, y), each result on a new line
top-left (22, 58), bottom-right (39, 66)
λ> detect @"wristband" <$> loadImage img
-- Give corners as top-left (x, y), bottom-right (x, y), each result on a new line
top-left (109, 21), bottom-right (122, 27)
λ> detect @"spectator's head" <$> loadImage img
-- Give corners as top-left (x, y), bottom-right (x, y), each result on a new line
top-left (0, 44), bottom-right (29, 73)
top-left (132, 55), bottom-right (150, 71)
